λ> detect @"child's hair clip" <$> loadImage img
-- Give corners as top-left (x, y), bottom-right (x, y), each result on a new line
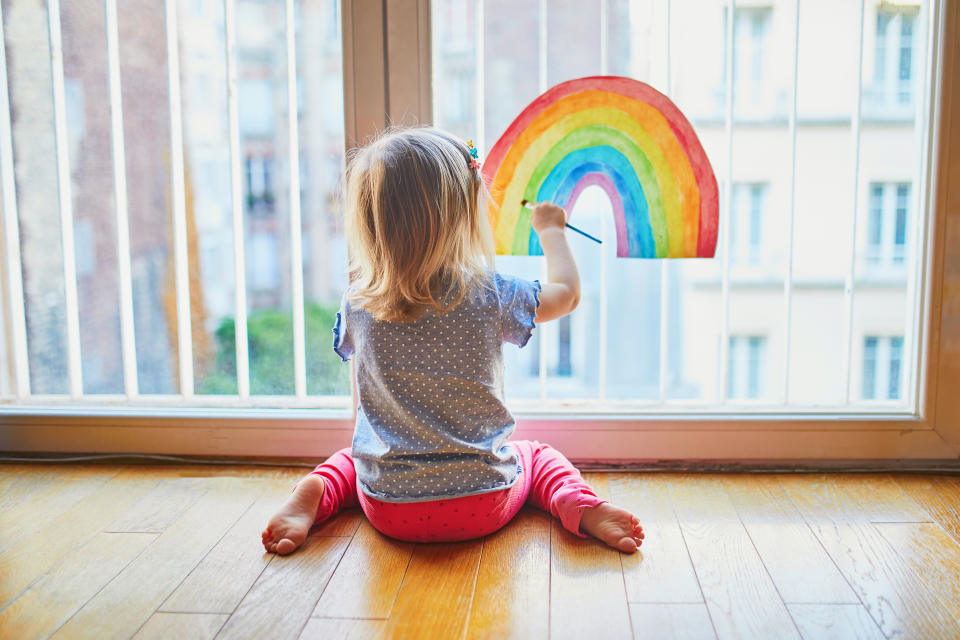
top-left (467, 140), bottom-right (481, 170)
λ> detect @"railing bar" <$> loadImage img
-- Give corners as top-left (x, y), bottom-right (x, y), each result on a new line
top-left (164, 0), bottom-right (194, 397)
top-left (475, 0), bottom-right (484, 154)
top-left (781, 0), bottom-right (800, 404)
top-left (538, 0), bottom-right (547, 93)
top-left (224, 0), bottom-right (250, 399)
top-left (47, 0), bottom-right (83, 398)
top-left (285, 0), bottom-right (307, 399)
top-left (841, 0), bottom-right (866, 404)
top-left (0, 1), bottom-right (30, 398)
top-left (598, 0), bottom-right (607, 400)
top-left (718, 0), bottom-right (735, 404)
top-left (600, 0), bottom-right (608, 74)
top-left (538, 0), bottom-right (547, 404)
top-left (598, 210), bottom-right (608, 401)
top-left (658, 0), bottom-right (672, 403)
top-left (431, 0), bottom-right (440, 129)
top-left (104, 0), bottom-right (138, 398)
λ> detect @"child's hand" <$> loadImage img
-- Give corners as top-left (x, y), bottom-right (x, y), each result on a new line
top-left (531, 202), bottom-right (567, 235)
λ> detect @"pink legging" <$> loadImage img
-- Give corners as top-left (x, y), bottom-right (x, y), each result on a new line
top-left (306, 440), bottom-right (608, 542)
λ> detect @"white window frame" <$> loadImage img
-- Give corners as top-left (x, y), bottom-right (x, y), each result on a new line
top-left (1, 0), bottom-right (959, 464)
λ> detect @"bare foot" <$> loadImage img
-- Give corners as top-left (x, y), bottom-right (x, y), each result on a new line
top-left (261, 474), bottom-right (325, 555)
top-left (579, 503), bottom-right (644, 553)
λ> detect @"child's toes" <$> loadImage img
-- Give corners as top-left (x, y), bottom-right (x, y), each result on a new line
top-left (617, 535), bottom-right (639, 553)
top-left (275, 538), bottom-right (297, 555)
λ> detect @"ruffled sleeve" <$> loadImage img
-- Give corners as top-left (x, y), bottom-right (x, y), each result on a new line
top-left (332, 296), bottom-right (354, 362)
top-left (496, 272), bottom-right (542, 348)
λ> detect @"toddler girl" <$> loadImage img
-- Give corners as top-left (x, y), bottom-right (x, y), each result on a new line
top-left (261, 127), bottom-right (644, 555)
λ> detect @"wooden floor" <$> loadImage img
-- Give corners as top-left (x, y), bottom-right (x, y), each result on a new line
top-left (1, 465), bottom-right (959, 640)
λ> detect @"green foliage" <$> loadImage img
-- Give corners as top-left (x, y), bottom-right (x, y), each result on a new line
top-left (198, 302), bottom-right (349, 396)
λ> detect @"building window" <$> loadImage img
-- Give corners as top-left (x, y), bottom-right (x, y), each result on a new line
top-left (868, 6), bottom-right (918, 114)
top-left (865, 182), bottom-right (909, 267)
top-left (722, 7), bottom-right (775, 117)
top-left (727, 336), bottom-right (766, 400)
top-left (245, 155), bottom-right (275, 214)
top-left (730, 183), bottom-right (766, 265)
top-left (862, 336), bottom-right (903, 400)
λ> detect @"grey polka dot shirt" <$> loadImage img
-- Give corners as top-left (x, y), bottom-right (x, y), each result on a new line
top-left (333, 272), bottom-right (542, 503)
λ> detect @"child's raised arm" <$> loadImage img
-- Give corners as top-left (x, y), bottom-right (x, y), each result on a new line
top-left (530, 202), bottom-right (581, 323)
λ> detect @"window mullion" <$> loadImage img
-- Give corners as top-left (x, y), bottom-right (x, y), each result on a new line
top-left (0, 0), bottom-right (29, 400)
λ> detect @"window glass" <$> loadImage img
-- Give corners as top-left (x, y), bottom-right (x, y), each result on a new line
top-left (433, 0), bottom-right (929, 410)
top-left (0, 0), bottom-right (348, 403)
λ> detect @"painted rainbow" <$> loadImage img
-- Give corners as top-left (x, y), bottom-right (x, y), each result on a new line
top-left (483, 76), bottom-right (718, 258)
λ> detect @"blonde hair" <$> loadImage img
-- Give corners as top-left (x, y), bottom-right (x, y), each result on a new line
top-left (343, 127), bottom-right (495, 322)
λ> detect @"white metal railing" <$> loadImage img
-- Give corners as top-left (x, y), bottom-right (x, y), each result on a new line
top-left (47, 0), bottom-right (83, 398)
top-left (658, 0), bottom-right (671, 403)
top-left (781, 0), bottom-right (801, 404)
top-left (841, 0), bottom-right (867, 405)
top-left (718, 0), bottom-right (736, 403)
top-left (285, 0), bottom-right (307, 400)
top-left (164, 0), bottom-right (194, 398)
top-left (105, 0), bottom-right (138, 399)
top-left (224, 0), bottom-right (250, 399)
top-left (0, 0), bottom-right (939, 414)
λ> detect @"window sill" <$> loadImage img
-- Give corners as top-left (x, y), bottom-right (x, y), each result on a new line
top-left (0, 406), bottom-right (955, 461)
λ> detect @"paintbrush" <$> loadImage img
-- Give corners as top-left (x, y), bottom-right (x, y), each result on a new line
top-left (521, 200), bottom-right (602, 244)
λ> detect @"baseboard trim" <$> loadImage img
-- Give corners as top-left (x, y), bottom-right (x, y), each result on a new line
top-left (1, 453), bottom-right (959, 474)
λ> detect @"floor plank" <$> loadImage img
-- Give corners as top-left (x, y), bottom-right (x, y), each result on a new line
top-left (51, 477), bottom-right (260, 640)
top-left (216, 535), bottom-right (350, 640)
top-left (778, 475), bottom-right (960, 638)
top-left (310, 507), bottom-right (365, 537)
top-left (628, 603), bottom-right (717, 640)
top-left (0, 465), bottom-right (61, 513)
top-left (670, 476), bottom-right (800, 640)
top-left (380, 540), bottom-right (483, 639)
top-left (464, 508), bottom-right (551, 639)
top-left (132, 613), bottom-right (228, 640)
top-left (608, 473), bottom-right (703, 603)
top-left (105, 477), bottom-right (207, 533)
top-left (787, 604), bottom-right (886, 640)
top-left (893, 475), bottom-right (960, 544)
top-left (873, 522), bottom-right (960, 623)
top-left (824, 474), bottom-right (932, 522)
top-left (720, 475), bottom-right (857, 604)
top-left (0, 467), bottom-right (165, 608)
top-left (0, 532), bottom-right (156, 640)
top-left (0, 466), bottom-right (115, 556)
top-left (311, 519), bottom-right (413, 619)
top-left (299, 618), bottom-right (388, 640)
top-left (160, 478), bottom-right (297, 614)
top-left (550, 474), bottom-right (633, 640)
